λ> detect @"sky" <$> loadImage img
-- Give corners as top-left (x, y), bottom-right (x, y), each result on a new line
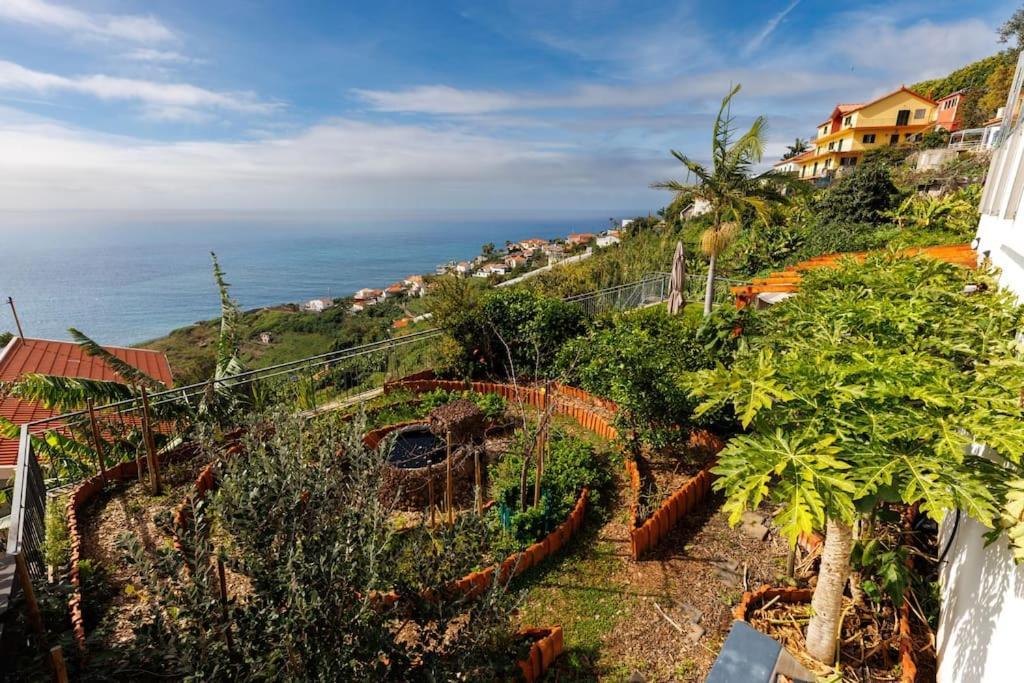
top-left (0, 0), bottom-right (1016, 216)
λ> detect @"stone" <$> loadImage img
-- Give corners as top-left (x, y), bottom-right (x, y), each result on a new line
top-left (686, 622), bottom-right (706, 643)
top-left (741, 521), bottom-right (770, 542)
top-left (627, 673), bottom-right (646, 683)
top-left (678, 602), bottom-right (702, 624)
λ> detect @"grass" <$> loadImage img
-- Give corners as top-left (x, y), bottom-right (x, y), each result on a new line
top-left (518, 532), bottom-right (632, 679)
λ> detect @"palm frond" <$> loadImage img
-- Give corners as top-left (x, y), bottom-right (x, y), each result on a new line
top-left (69, 328), bottom-right (166, 391)
top-left (8, 374), bottom-right (135, 412)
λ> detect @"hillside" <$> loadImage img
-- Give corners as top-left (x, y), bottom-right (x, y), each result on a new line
top-left (912, 50), bottom-right (1017, 127)
top-left (142, 298), bottom-right (411, 386)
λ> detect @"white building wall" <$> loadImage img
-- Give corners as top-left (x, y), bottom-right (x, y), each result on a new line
top-left (938, 114), bottom-right (1024, 683)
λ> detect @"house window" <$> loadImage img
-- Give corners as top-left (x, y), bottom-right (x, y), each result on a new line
top-left (890, 134), bottom-right (900, 145)
top-left (844, 115), bottom-right (852, 126)
top-left (862, 134), bottom-right (876, 143)
top-left (828, 141), bottom-right (835, 150)
top-left (896, 109), bottom-right (911, 126)
top-left (914, 108), bottom-right (926, 119)
top-left (837, 139), bottom-right (843, 151)
top-left (813, 162), bottom-right (818, 175)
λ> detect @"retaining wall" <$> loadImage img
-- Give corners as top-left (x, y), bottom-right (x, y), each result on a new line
top-left (516, 626), bottom-right (565, 682)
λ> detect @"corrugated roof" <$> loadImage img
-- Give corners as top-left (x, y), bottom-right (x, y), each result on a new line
top-left (0, 337), bottom-right (174, 468)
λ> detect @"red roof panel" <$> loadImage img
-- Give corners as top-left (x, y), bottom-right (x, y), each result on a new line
top-left (0, 337), bottom-right (174, 468)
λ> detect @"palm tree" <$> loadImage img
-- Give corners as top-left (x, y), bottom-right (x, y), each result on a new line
top-left (783, 137), bottom-right (810, 159)
top-left (653, 85), bottom-right (796, 315)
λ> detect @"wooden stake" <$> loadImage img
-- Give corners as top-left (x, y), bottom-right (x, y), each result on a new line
top-left (427, 461), bottom-right (436, 528)
top-left (533, 435), bottom-right (542, 508)
top-left (140, 387), bottom-right (162, 495)
top-left (446, 431), bottom-right (454, 526)
top-left (15, 553), bottom-right (44, 638)
top-left (50, 646), bottom-right (68, 683)
top-left (217, 556), bottom-right (235, 654)
top-left (86, 399), bottom-right (107, 484)
top-left (474, 447), bottom-right (483, 516)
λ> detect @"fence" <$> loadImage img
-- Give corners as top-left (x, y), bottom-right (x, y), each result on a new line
top-left (0, 271), bottom-right (722, 623)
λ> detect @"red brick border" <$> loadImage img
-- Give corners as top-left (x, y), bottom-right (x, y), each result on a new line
top-left (385, 376), bottom-right (727, 561)
top-left (515, 626), bottom-right (565, 682)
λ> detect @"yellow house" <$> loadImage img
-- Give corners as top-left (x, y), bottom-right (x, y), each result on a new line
top-left (795, 86), bottom-right (938, 181)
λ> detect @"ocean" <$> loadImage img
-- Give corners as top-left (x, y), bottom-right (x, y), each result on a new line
top-left (1, 212), bottom-right (641, 345)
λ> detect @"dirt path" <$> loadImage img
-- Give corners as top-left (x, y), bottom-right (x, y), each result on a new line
top-left (520, 480), bottom-right (789, 681)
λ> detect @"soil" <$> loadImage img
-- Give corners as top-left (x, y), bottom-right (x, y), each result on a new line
top-left (635, 444), bottom-right (704, 522)
top-left (521, 483), bottom-right (792, 681)
top-left (78, 453), bottom-right (212, 643)
top-left (749, 598), bottom-right (903, 682)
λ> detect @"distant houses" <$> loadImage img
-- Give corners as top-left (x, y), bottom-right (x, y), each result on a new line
top-left (596, 230), bottom-right (621, 248)
top-left (302, 297), bottom-right (335, 313)
top-left (565, 233), bottom-right (595, 248)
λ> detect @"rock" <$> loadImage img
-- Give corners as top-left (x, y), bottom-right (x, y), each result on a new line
top-left (627, 673), bottom-right (646, 683)
top-left (686, 622), bottom-right (706, 643)
top-left (740, 521), bottom-right (770, 541)
top-left (678, 602), bottom-right (702, 624)
top-left (739, 511), bottom-right (764, 526)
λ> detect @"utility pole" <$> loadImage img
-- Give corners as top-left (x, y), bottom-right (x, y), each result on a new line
top-left (6, 297), bottom-right (24, 338)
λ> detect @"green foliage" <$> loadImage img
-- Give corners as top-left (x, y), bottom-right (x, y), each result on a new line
top-left (43, 494), bottom-right (70, 568)
top-left (0, 331), bottom-right (12, 347)
top-left (689, 255), bottom-right (1024, 551)
top-left (558, 306), bottom-right (732, 448)
top-left (851, 537), bottom-right (910, 607)
top-left (491, 430), bottom-right (612, 548)
top-left (913, 51), bottom-right (1017, 128)
top-left (884, 189), bottom-right (979, 239)
top-left (812, 162), bottom-right (900, 227)
top-left (93, 409), bottom-right (523, 680)
top-left (419, 388), bottom-right (508, 421)
top-left (433, 284), bottom-right (587, 379)
top-left (918, 129), bottom-right (951, 150)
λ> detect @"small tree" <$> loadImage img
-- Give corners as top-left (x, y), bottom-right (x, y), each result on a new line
top-left (689, 255), bottom-right (1024, 664)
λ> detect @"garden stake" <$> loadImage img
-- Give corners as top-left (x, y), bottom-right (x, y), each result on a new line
top-left (50, 646), bottom-right (68, 683)
top-left (446, 430), bottom-right (454, 526)
top-left (428, 461), bottom-right (436, 527)
top-left (141, 387), bottom-right (162, 495)
top-left (86, 398), bottom-right (107, 484)
top-left (15, 553), bottom-right (44, 639)
top-left (217, 556), bottom-right (235, 654)
top-left (474, 447), bottom-right (483, 516)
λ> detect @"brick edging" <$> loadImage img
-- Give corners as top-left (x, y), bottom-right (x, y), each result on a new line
top-left (66, 444), bottom-right (197, 653)
top-left (385, 375), bottom-right (728, 561)
top-left (734, 581), bottom-right (915, 682)
top-left (515, 626), bottom-right (565, 682)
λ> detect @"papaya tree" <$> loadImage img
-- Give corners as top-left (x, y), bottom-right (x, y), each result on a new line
top-left (688, 253), bottom-right (1024, 664)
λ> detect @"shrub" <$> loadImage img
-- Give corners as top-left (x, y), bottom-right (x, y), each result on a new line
top-left (812, 163), bottom-right (901, 227)
top-left (43, 494), bottom-right (70, 568)
top-left (432, 284), bottom-right (587, 378)
top-left (558, 307), bottom-right (721, 450)
top-left (420, 388), bottom-right (507, 421)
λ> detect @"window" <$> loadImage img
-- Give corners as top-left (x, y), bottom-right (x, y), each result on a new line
top-left (840, 156), bottom-right (857, 167)
top-left (914, 108), bottom-right (926, 119)
top-left (813, 162), bottom-right (818, 175)
top-left (862, 134), bottom-right (876, 144)
top-left (896, 109), bottom-right (911, 126)
top-left (828, 141), bottom-right (835, 150)
top-left (844, 115), bottom-right (852, 126)
top-left (905, 133), bottom-right (913, 140)
top-left (837, 139), bottom-right (843, 151)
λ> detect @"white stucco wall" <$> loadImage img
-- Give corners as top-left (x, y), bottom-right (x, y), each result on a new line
top-left (937, 448), bottom-right (1024, 683)
top-left (937, 124), bottom-right (1024, 682)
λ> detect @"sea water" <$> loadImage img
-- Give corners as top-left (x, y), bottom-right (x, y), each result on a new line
top-left (0, 211), bottom-right (641, 345)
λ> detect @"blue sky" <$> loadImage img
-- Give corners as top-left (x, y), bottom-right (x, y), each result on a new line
top-left (0, 0), bottom-right (1015, 215)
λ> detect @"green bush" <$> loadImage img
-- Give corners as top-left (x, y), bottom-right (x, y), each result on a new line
top-left (419, 388), bottom-right (508, 421)
top-left (431, 281), bottom-right (587, 378)
top-left (43, 494), bottom-right (70, 568)
top-left (812, 162), bottom-right (900, 227)
top-left (558, 307), bottom-right (725, 449)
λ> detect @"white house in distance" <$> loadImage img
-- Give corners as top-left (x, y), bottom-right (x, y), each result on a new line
top-left (473, 262), bottom-right (507, 278)
top-left (596, 230), bottom-right (621, 248)
top-left (455, 261), bottom-right (473, 276)
top-left (938, 52), bottom-right (1024, 683)
top-left (302, 297), bottom-right (335, 313)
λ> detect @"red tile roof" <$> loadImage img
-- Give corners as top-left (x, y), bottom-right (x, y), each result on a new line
top-left (0, 337), bottom-right (174, 469)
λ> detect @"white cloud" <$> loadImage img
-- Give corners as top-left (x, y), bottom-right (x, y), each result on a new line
top-left (124, 49), bottom-right (203, 65)
top-left (743, 0), bottom-right (801, 57)
top-left (0, 60), bottom-right (278, 114)
top-left (354, 68), bottom-right (869, 115)
top-left (0, 110), bottom-right (675, 211)
top-left (0, 0), bottom-right (174, 43)
top-left (825, 17), bottom-right (998, 83)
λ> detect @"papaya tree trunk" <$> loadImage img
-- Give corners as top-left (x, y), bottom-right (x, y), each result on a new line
top-left (805, 518), bottom-right (854, 664)
top-left (703, 254), bottom-right (717, 316)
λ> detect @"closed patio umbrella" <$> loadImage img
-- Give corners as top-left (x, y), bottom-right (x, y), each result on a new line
top-left (667, 240), bottom-right (686, 314)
